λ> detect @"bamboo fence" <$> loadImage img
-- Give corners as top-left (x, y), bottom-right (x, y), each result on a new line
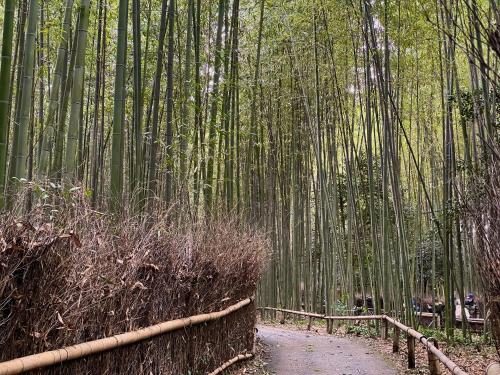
top-left (2, 301), bottom-right (495, 375)
top-left (0, 298), bottom-right (254, 375)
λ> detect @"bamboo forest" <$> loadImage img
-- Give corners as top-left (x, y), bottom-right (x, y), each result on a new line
top-left (0, 0), bottom-right (499, 373)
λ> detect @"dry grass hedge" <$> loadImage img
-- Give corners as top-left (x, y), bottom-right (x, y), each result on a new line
top-left (0, 188), bottom-right (268, 374)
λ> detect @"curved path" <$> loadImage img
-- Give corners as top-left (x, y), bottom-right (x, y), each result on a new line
top-left (257, 325), bottom-right (397, 375)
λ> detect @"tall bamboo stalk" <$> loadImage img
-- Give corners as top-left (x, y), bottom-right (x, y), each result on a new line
top-left (110, 0), bottom-right (129, 209)
top-left (13, 0), bottom-right (40, 183)
top-left (0, 0), bottom-right (16, 208)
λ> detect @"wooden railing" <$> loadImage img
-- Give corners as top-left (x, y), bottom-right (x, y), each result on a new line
top-left (416, 312), bottom-right (486, 333)
top-left (0, 298), bottom-right (255, 375)
top-left (456, 316), bottom-right (486, 333)
top-left (258, 306), bottom-right (468, 375)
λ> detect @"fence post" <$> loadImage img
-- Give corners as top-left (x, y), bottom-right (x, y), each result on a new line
top-left (407, 333), bottom-right (416, 368)
top-left (307, 316), bottom-right (313, 331)
top-left (381, 319), bottom-right (388, 340)
top-left (279, 311), bottom-right (285, 324)
top-left (392, 326), bottom-right (400, 353)
top-left (427, 338), bottom-right (441, 375)
top-left (327, 318), bottom-right (333, 334)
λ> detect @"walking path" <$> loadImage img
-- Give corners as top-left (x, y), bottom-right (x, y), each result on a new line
top-left (257, 325), bottom-right (397, 375)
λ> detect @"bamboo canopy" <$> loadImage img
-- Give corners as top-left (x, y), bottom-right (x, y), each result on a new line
top-left (0, 0), bottom-right (498, 371)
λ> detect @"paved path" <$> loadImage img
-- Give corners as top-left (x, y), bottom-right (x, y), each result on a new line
top-left (257, 325), bottom-right (397, 375)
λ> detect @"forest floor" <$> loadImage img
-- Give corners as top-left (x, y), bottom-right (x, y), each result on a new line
top-left (230, 320), bottom-right (497, 375)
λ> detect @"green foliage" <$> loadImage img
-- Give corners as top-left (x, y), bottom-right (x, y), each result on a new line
top-left (345, 324), bottom-right (374, 337)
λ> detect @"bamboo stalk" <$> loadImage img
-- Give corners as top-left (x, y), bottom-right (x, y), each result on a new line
top-left (0, 298), bottom-right (253, 375)
top-left (109, 0), bottom-right (128, 208)
top-left (0, 0), bottom-right (16, 208)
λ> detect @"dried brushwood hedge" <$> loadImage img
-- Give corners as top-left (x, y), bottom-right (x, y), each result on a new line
top-left (0, 189), bottom-right (267, 374)
top-left (468, 155), bottom-right (500, 359)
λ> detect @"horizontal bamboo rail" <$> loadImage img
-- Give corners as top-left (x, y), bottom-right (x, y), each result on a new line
top-left (261, 306), bottom-right (383, 320)
top-left (207, 353), bottom-right (254, 375)
top-left (0, 298), bottom-right (254, 375)
top-left (258, 307), bottom-right (468, 375)
top-left (455, 316), bottom-right (485, 334)
top-left (486, 362), bottom-right (500, 375)
top-left (456, 317), bottom-right (485, 324)
top-left (261, 307), bottom-right (325, 319)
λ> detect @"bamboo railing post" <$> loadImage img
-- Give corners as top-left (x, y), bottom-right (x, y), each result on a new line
top-left (427, 338), bottom-right (441, 375)
top-left (330, 319), bottom-right (334, 334)
top-left (381, 318), bottom-right (388, 340)
top-left (307, 316), bottom-right (313, 331)
top-left (392, 325), bottom-right (400, 352)
top-left (407, 333), bottom-right (416, 368)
